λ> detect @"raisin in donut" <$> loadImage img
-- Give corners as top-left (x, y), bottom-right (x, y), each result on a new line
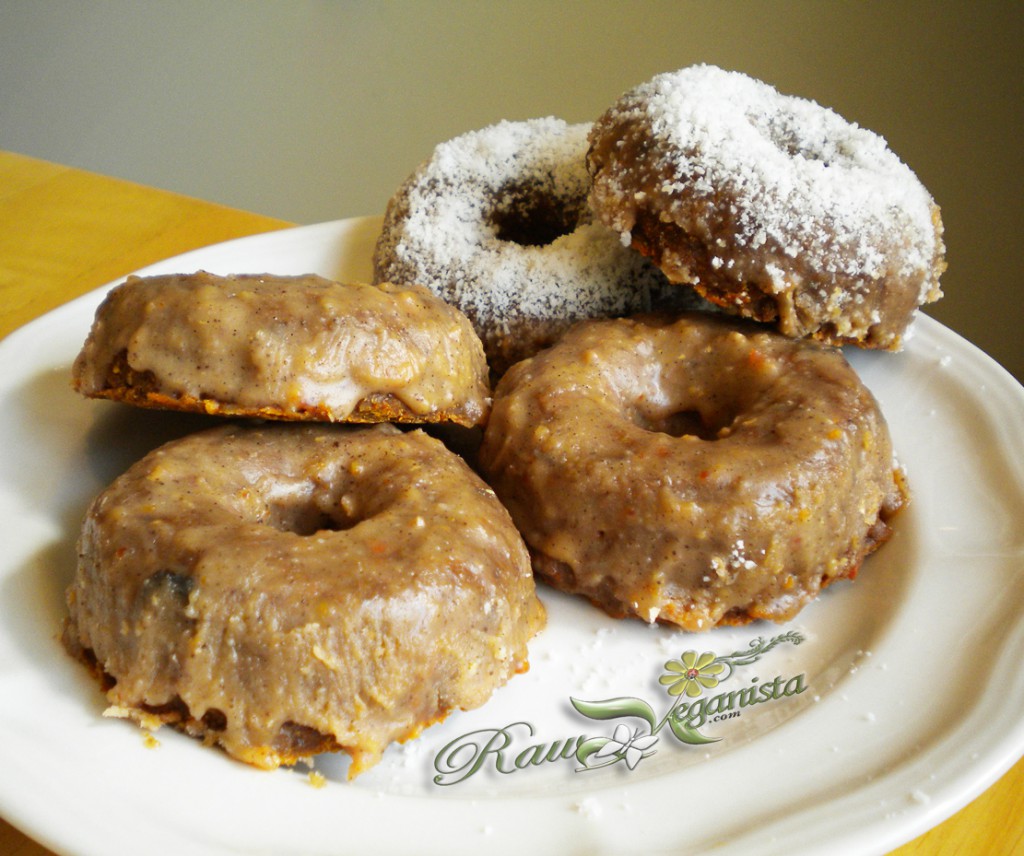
top-left (72, 272), bottom-right (490, 427)
top-left (373, 117), bottom-right (672, 376)
top-left (64, 422), bottom-right (545, 775)
top-left (587, 65), bottom-right (946, 350)
top-left (479, 312), bottom-right (907, 631)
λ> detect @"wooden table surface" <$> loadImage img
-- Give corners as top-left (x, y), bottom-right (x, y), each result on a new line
top-left (1, 149), bottom-right (1021, 855)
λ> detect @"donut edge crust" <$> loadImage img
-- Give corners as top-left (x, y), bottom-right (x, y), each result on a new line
top-left (62, 634), bottom-right (470, 772)
top-left (78, 348), bottom-right (489, 428)
top-left (528, 469), bottom-right (907, 630)
top-left (620, 205), bottom-right (946, 352)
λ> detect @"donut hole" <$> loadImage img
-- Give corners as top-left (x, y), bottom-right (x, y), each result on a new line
top-left (264, 497), bottom-right (366, 537)
top-left (746, 109), bottom-right (831, 165)
top-left (489, 182), bottom-right (583, 246)
top-left (634, 406), bottom-right (735, 441)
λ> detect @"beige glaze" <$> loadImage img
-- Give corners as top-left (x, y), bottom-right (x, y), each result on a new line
top-left (480, 313), bottom-right (906, 630)
top-left (72, 272), bottom-right (491, 426)
top-left (65, 423), bottom-right (545, 775)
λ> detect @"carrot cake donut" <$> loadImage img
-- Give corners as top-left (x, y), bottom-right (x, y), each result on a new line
top-left (72, 271), bottom-right (491, 427)
top-left (479, 312), bottom-right (907, 630)
top-left (587, 65), bottom-right (946, 349)
top-left (64, 422), bottom-right (545, 775)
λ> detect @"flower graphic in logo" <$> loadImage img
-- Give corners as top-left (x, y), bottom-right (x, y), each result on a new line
top-left (659, 650), bottom-right (725, 698)
top-left (592, 724), bottom-right (659, 770)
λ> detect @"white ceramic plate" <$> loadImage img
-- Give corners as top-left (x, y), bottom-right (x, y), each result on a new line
top-left (1, 218), bottom-right (1022, 856)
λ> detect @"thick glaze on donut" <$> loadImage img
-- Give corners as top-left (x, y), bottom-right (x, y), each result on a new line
top-left (373, 117), bottom-right (672, 376)
top-left (479, 313), bottom-right (907, 631)
top-left (73, 272), bottom-right (490, 427)
top-left (587, 65), bottom-right (946, 350)
top-left (64, 423), bottom-right (545, 775)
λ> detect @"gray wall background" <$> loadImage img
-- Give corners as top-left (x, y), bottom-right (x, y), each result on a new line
top-left (2, 1), bottom-right (1021, 382)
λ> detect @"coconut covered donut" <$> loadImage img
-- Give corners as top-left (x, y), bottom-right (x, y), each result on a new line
top-left (72, 272), bottom-right (490, 427)
top-left (587, 65), bottom-right (946, 350)
top-left (64, 422), bottom-right (545, 775)
top-left (479, 312), bottom-right (907, 631)
top-left (373, 117), bottom-right (673, 376)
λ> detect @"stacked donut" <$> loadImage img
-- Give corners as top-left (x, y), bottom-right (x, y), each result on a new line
top-left (376, 64), bottom-right (939, 628)
top-left (585, 66), bottom-right (945, 349)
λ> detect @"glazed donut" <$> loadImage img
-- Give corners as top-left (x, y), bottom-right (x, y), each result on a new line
top-left (587, 65), bottom-right (946, 350)
top-left (72, 272), bottom-right (490, 427)
top-left (64, 422), bottom-right (545, 775)
top-left (479, 313), bottom-right (907, 631)
top-left (373, 117), bottom-right (673, 376)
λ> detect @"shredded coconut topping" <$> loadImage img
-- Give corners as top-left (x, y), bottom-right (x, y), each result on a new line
top-left (374, 118), bottom-right (667, 371)
top-left (588, 65), bottom-right (945, 348)
top-left (612, 65), bottom-right (935, 274)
